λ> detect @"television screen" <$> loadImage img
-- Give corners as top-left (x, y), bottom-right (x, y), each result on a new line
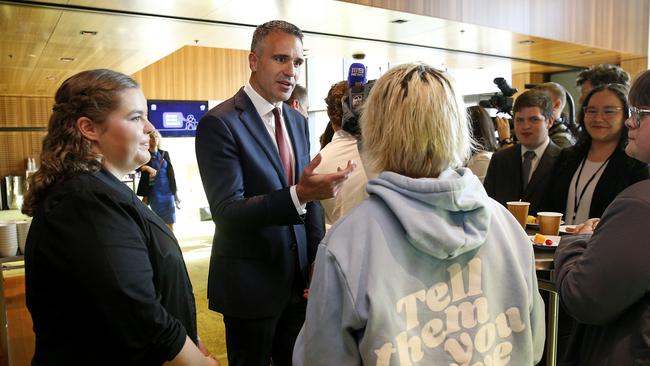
top-left (147, 100), bottom-right (209, 137)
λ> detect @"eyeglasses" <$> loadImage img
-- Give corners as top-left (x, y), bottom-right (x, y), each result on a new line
top-left (583, 106), bottom-right (623, 120)
top-left (629, 106), bottom-right (650, 128)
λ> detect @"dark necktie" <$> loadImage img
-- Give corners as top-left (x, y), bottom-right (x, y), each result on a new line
top-left (272, 107), bottom-right (293, 185)
top-left (522, 150), bottom-right (536, 190)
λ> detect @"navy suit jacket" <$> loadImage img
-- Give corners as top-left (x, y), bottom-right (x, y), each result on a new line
top-left (195, 88), bottom-right (324, 318)
top-left (483, 141), bottom-right (561, 215)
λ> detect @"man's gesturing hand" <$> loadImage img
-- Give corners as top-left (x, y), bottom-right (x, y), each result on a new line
top-left (296, 154), bottom-right (356, 204)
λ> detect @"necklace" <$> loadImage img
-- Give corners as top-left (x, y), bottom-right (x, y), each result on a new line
top-left (571, 155), bottom-right (611, 222)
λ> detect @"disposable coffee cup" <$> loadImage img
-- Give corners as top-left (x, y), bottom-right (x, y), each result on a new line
top-left (537, 212), bottom-right (563, 235)
top-left (507, 201), bottom-right (530, 229)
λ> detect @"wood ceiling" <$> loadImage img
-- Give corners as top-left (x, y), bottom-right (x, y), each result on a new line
top-left (0, 0), bottom-right (643, 96)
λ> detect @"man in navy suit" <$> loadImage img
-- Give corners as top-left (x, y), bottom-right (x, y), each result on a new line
top-left (195, 20), bottom-right (354, 366)
top-left (484, 90), bottom-right (561, 215)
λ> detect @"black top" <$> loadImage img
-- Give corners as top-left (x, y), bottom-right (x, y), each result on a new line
top-left (136, 149), bottom-right (177, 197)
top-left (543, 145), bottom-right (649, 219)
top-left (25, 170), bottom-right (196, 366)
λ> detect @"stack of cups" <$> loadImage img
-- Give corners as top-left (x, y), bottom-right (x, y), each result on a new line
top-left (14, 220), bottom-right (31, 255)
top-left (0, 222), bottom-right (18, 258)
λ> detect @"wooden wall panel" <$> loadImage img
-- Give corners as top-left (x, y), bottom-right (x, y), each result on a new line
top-left (339, 0), bottom-right (648, 56)
top-left (0, 132), bottom-right (46, 177)
top-left (511, 72), bottom-right (546, 100)
top-left (132, 46), bottom-right (250, 100)
top-left (0, 97), bottom-right (53, 128)
top-left (0, 96), bottom-right (50, 177)
top-left (1, 46), bottom-right (250, 179)
top-left (621, 57), bottom-right (648, 82)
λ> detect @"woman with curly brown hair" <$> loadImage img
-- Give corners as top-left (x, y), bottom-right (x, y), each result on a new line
top-left (313, 81), bottom-right (369, 225)
top-left (23, 69), bottom-right (218, 366)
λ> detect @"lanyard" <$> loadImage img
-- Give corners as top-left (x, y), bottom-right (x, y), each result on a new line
top-left (572, 155), bottom-right (611, 222)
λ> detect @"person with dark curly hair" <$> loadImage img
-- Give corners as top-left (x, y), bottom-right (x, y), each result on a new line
top-left (313, 81), bottom-right (369, 225)
top-left (576, 64), bottom-right (630, 104)
top-left (22, 69), bottom-right (217, 366)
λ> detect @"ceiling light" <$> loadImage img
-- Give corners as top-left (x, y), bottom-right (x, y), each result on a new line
top-left (59, 57), bottom-right (75, 62)
top-left (390, 19), bottom-right (409, 24)
top-left (580, 50), bottom-right (595, 55)
top-left (518, 40), bottom-right (535, 45)
top-left (28, 54), bottom-right (36, 58)
top-left (46, 76), bottom-right (56, 81)
top-left (79, 30), bottom-right (98, 36)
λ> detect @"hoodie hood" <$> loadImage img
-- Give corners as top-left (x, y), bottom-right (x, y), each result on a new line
top-left (366, 168), bottom-right (491, 259)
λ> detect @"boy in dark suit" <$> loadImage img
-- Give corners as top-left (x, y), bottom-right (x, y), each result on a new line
top-left (484, 90), bottom-right (561, 215)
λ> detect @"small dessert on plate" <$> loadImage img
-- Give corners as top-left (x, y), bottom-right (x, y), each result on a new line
top-left (529, 234), bottom-right (561, 249)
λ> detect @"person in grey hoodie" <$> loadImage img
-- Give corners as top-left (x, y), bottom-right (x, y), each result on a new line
top-left (553, 68), bottom-right (650, 366)
top-left (293, 63), bottom-right (545, 366)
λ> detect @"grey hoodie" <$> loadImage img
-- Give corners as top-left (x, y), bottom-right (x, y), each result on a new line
top-left (294, 168), bottom-right (545, 365)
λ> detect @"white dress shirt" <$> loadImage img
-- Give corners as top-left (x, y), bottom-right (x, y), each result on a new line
top-left (243, 84), bottom-right (305, 214)
top-left (520, 137), bottom-right (550, 183)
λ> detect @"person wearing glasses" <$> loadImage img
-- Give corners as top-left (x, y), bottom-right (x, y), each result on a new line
top-left (543, 83), bottom-right (648, 225)
top-left (553, 70), bottom-right (650, 366)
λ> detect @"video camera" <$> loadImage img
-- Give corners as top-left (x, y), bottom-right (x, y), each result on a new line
top-left (479, 77), bottom-right (518, 115)
top-left (341, 63), bottom-right (375, 137)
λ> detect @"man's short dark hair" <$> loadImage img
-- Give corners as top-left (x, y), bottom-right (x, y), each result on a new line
top-left (250, 20), bottom-right (303, 53)
top-left (576, 64), bottom-right (630, 88)
top-left (513, 90), bottom-right (553, 120)
top-left (288, 84), bottom-right (308, 105)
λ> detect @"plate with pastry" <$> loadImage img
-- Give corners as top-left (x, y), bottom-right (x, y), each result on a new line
top-left (529, 234), bottom-right (561, 250)
top-left (559, 225), bottom-right (578, 235)
top-left (525, 215), bottom-right (539, 229)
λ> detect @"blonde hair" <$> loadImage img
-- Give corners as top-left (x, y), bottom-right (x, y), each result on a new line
top-left (150, 130), bottom-right (162, 149)
top-left (360, 62), bottom-right (472, 178)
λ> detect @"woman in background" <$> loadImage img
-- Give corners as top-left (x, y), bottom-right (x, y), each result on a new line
top-left (544, 83), bottom-right (648, 224)
top-left (554, 69), bottom-right (650, 365)
top-left (137, 130), bottom-right (180, 231)
top-left (22, 69), bottom-right (217, 366)
top-left (294, 63), bottom-right (544, 365)
top-left (466, 105), bottom-right (498, 182)
top-left (314, 81), bottom-right (369, 225)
